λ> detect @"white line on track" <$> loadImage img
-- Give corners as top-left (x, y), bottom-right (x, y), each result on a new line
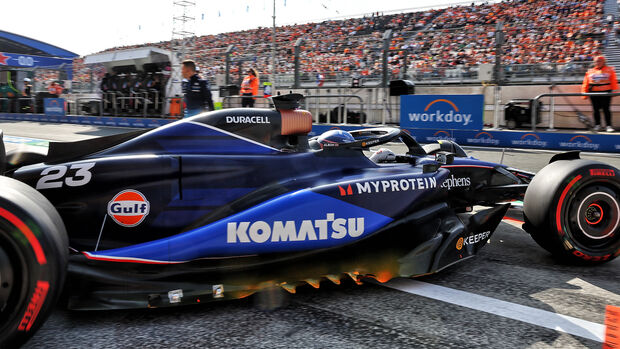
top-left (381, 278), bottom-right (605, 343)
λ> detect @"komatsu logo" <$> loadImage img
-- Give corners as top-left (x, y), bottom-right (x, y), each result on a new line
top-left (227, 214), bottom-right (364, 243)
top-left (355, 177), bottom-right (437, 194)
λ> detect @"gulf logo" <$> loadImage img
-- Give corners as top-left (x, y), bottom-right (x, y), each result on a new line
top-left (107, 190), bottom-right (150, 227)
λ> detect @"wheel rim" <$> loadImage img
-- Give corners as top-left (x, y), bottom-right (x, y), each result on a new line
top-left (0, 245), bottom-right (13, 311)
top-left (576, 191), bottom-right (619, 239)
top-left (567, 184), bottom-right (620, 250)
top-left (0, 223), bottom-right (27, 329)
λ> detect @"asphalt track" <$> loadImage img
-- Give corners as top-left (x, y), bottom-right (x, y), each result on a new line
top-left (1, 121), bottom-right (618, 349)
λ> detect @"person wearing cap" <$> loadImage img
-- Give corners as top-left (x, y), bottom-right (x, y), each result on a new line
top-left (582, 55), bottom-right (618, 132)
top-left (21, 78), bottom-right (32, 112)
top-left (22, 78), bottom-right (32, 97)
top-left (181, 59), bottom-right (214, 118)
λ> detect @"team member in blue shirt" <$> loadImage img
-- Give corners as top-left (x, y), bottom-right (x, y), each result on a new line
top-left (181, 60), bottom-right (214, 117)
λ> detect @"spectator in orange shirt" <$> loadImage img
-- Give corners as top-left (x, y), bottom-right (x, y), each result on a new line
top-left (582, 55), bottom-right (618, 131)
top-left (48, 82), bottom-right (63, 97)
top-left (240, 68), bottom-right (259, 108)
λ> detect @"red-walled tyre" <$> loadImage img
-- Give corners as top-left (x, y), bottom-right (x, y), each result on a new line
top-left (0, 176), bottom-right (68, 348)
top-left (523, 159), bottom-right (620, 265)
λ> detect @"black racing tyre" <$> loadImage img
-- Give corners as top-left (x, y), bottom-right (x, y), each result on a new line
top-left (0, 176), bottom-right (68, 348)
top-left (523, 159), bottom-right (620, 264)
top-left (0, 129), bottom-right (5, 174)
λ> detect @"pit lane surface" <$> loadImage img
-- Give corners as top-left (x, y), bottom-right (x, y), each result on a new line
top-left (2, 121), bottom-right (618, 349)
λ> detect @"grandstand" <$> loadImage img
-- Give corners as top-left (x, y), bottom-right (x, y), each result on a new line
top-left (72, 0), bottom-right (609, 88)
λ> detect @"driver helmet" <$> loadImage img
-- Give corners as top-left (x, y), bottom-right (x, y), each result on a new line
top-left (23, 77), bottom-right (31, 82)
top-left (317, 129), bottom-right (355, 148)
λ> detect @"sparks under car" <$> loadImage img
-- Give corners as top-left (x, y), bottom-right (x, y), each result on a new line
top-left (0, 94), bottom-right (618, 347)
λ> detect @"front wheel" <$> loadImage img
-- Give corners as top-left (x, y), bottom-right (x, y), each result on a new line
top-left (523, 159), bottom-right (620, 264)
top-left (0, 177), bottom-right (68, 348)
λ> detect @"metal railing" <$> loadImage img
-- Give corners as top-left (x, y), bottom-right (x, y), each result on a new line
top-left (75, 98), bottom-right (103, 116)
top-left (0, 97), bottom-right (36, 113)
top-left (531, 92), bottom-right (620, 131)
top-left (114, 96), bottom-right (152, 117)
top-left (302, 95), bottom-right (366, 124)
top-left (221, 95), bottom-right (271, 109)
top-left (220, 94), bottom-right (366, 124)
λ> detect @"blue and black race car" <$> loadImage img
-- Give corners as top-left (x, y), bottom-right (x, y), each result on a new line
top-left (0, 94), bottom-right (618, 347)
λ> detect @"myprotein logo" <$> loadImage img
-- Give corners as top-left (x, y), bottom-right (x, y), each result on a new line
top-left (354, 177), bottom-right (438, 195)
top-left (227, 214), bottom-right (364, 243)
top-left (408, 99), bottom-right (473, 126)
top-left (225, 116), bottom-right (270, 124)
top-left (559, 135), bottom-right (600, 151)
top-left (467, 132), bottom-right (500, 146)
top-left (510, 133), bottom-right (548, 147)
top-left (441, 175), bottom-right (471, 190)
top-left (107, 190), bottom-right (150, 227)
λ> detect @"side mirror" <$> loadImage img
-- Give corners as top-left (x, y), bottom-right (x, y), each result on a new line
top-left (435, 151), bottom-right (454, 165)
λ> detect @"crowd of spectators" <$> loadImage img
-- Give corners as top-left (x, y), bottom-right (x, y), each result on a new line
top-left (74, 0), bottom-right (606, 84)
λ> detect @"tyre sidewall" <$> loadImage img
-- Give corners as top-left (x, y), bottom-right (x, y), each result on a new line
top-left (526, 160), bottom-right (620, 263)
top-left (0, 178), bottom-right (67, 347)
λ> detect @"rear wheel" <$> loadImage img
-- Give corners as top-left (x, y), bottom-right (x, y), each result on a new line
top-left (523, 159), bottom-right (620, 264)
top-left (0, 177), bottom-right (68, 348)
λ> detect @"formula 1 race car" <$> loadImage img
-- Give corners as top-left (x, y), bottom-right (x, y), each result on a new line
top-left (0, 94), bottom-right (618, 347)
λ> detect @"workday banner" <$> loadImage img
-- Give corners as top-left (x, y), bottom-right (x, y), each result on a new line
top-left (400, 94), bottom-right (484, 130)
top-left (43, 98), bottom-right (66, 117)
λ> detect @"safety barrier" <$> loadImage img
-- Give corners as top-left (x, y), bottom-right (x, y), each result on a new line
top-left (0, 97), bottom-right (36, 113)
top-left (0, 112), bottom-right (617, 153)
top-left (531, 92), bottom-right (620, 131)
top-left (309, 124), bottom-right (620, 153)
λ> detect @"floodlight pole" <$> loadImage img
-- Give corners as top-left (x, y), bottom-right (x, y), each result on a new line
top-left (271, 0), bottom-right (277, 91)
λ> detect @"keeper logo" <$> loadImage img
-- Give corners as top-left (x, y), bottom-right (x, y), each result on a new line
top-left (463, 231), bottom-right (491, 246)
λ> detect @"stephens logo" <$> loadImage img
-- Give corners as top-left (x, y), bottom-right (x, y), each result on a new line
top-left (466, 132), bottom-right (500, 145)
top-left (441, 175), bottom-right (471, 190)
top-left (559, 135), bottom-right (600, 150)
top-left (510, 133), bottom-right (548, 147)
top-left (227, 214), bottom-right (364, 243)
top-left (107, 190), bottom-right (150, 227)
